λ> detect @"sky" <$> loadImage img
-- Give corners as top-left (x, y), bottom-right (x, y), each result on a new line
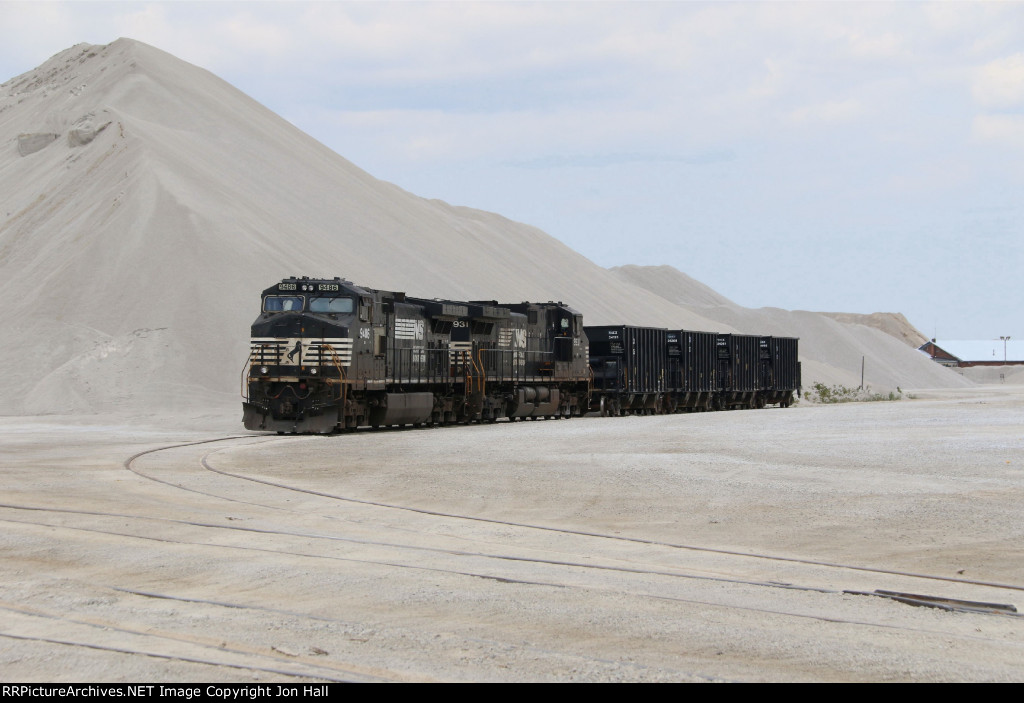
top-left (1, 1), bottom-right (1022, 340)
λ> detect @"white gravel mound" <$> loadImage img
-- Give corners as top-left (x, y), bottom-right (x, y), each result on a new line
top-left (0, 39), bottom-right (968, 416)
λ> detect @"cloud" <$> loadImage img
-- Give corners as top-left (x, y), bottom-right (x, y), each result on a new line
top-left (972, 53), bottom-right (1024, 108)
top-left (505, 151), bottom-right (736, 170)
top-left (844, 31), bottom-right (907, 60)
top-left (971, 113), bottom-right (1024, 149)
top-left (289, 104), bottom-right (708, 164)
top-left (788, 99), bottom-right (866, 126)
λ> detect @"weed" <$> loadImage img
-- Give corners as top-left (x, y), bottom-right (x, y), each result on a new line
top-left (804, 382), bottom-right (904, 404)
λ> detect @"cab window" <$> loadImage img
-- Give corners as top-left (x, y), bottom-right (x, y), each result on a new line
top-left (309, 297), bottom-right (354, 314)
top-left (264, 296), bottom-right (304, 312)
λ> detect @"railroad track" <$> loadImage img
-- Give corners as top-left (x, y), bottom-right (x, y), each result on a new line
top-left (137, 435), bottom-right (1024, 596)
top-left (2, 432), bottom-right (1021, 681)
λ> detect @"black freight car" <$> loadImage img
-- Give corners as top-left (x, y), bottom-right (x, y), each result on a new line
top-left (757, 336), bottom-right (800, 408)
top-left (715, 334), bottom-right (760, 409)
top-left (586, 325), bottom-right (668, 416)
top-left (674, 330), bottom-right (717, 411)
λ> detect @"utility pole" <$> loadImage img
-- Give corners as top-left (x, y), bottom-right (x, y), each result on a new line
top-left (1000, 336), bottom-right (1011, 362)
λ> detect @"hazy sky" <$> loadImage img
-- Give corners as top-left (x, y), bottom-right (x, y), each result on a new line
top-left (2, 1), bottom-right (1022, 339)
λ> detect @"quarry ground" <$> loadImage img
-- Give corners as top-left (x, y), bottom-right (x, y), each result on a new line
top-left (2, 386), bottom-right (1023, 682)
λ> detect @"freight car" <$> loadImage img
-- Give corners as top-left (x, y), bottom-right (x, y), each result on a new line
top-left (243, 277), bottom-right (800, 433)
top-left (587, 326), bottom-right (667, 416)
top-left (243, 277), bottom-right (591, 433)
top-left (584, 326), bottom-right (799, 415)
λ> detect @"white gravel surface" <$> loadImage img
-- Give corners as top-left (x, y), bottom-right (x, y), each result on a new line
top-left (2, 386), bottom-right (1023, 682)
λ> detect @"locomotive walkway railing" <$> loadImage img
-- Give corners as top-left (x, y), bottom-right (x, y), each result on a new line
top-left (388, 347), bottom-right (453, 385)
top-left (387, 346), bottom-right (559, 388)
top-left (478, 348), bottom-right (555, 383)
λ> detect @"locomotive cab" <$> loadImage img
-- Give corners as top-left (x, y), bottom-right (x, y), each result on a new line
top-left (244, 277), bottom-right (362, 433)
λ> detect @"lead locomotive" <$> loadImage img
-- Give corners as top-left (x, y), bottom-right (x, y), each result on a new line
top-left (243, 277), bottom-right (591, 433)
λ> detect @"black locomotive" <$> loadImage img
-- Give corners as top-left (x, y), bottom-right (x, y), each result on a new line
top-left (243, 277), bottom-right (591, 433)
top-left (243, 276), bottom-right (800, 433)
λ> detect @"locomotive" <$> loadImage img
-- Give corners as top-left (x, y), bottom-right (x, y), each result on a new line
top-left (243, 277), bottom-right (591, 433)
top-left (242, 276), bottom-right (800, 433)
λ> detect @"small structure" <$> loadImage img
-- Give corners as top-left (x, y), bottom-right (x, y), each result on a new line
top-left (919, 339), bottom-right (1024, 368)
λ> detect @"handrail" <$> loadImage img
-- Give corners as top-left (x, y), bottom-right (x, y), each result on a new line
top-left (385, 346), bottom-right (452, 385)
top-left (327, 346), bottom-right (349, 426)
top-left (476, 347), bottom-right (561, 383)
top-left (321, 344), bottom-right (347, 404)
top-left (240, 350), bottom-right (256, 400)
top-left (476, 347), bottom-right (488, 395)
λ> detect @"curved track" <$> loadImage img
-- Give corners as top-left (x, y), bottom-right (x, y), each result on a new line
top-left (129, 434), bottom-right (1024, 596)
top-left (4, 412), bottom-right (1024, 682)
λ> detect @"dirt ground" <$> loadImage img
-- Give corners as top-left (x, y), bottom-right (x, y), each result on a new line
top-left (2, 386), bottom-right (1023, 682)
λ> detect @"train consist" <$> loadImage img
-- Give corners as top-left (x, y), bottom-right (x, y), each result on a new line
top-left (243, 276), bottom-right (800, 433)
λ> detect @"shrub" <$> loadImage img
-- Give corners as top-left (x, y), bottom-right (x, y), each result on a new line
top-left (804, 382), bottom-right (903, 404)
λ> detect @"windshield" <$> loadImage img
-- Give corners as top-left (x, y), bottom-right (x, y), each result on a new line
top-left (264, 296), bottom-right (304, 312)
top-left (309, 297), bottom-right (354, 314)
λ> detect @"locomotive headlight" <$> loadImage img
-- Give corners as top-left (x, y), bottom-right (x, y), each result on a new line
top-left (310, 367), bottom-right (318, 375)
top-left (259, 366), bottom-right (269, 375)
